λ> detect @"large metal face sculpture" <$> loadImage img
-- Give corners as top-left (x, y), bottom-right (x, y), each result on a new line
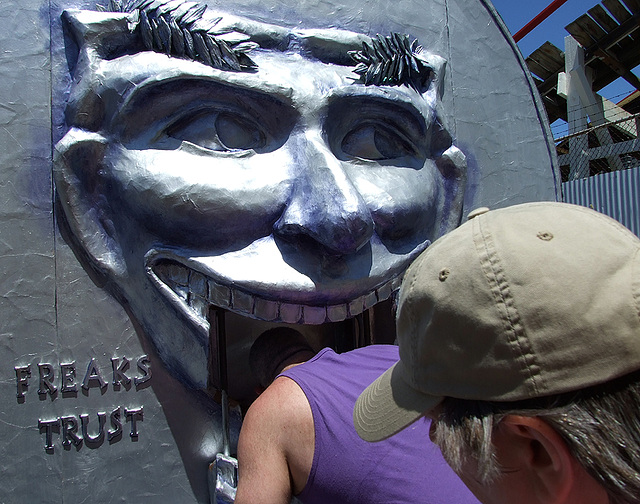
top-left (54, 0), bottom-right (466, 390)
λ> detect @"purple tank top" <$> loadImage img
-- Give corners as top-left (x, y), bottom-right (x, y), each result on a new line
top-left (280, 345), bottom-right (479, 504)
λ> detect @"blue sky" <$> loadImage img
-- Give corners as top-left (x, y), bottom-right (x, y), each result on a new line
top-left (490, 0), bottom-right (637, 135)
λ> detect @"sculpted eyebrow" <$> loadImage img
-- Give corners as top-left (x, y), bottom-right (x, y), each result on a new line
top-left (106, 0), bottom-right (259, 72)
top-left (349, 33), bottom-right (434, 91)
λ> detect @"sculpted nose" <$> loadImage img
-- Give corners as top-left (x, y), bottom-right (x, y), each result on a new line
top-left (274, 132), bottom-right (374, 255)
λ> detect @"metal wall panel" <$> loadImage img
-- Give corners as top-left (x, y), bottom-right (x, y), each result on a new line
top-left (562, 167), bottom-right (640, 236)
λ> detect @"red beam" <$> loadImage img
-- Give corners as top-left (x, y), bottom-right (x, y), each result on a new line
top-left (513, 0), bottom-right (570, 42)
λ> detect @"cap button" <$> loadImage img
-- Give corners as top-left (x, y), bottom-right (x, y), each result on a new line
top-left (467, 207), bottom-right (490, 220)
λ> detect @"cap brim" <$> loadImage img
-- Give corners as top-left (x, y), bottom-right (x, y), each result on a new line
top-left (354, 361), bottom-right (443, 442)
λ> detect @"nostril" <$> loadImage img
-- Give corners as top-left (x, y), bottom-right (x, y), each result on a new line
top-left (273, 220), bottom-right (304, 240)
top-left (274, 212), bottom-right (374, 256)
top-left (326, 216), bottom-right (374, 254)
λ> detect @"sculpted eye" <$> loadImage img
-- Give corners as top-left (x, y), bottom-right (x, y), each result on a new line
top-left (341, 123), bottom-right (417, 160)
top-left (216, 113), bottom-right (264, 149)
top-left (166, 111), bottom-right (265, 151)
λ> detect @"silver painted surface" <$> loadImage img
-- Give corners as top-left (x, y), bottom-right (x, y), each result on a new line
top-left (0, 2), bottom-right (58, 498)
top-left (0, 0), bottom-right (558, 502)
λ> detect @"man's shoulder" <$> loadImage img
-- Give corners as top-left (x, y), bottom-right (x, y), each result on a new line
top-left (241, 375), bottom-right (315, 495)
top-left (245, 375), bottom-right (311, 427)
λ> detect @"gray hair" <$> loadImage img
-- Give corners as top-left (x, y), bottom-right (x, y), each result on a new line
top-left (432, 372), bottom-right (640, 504)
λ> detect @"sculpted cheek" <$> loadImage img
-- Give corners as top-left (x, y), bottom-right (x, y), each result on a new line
top-left (371, 190), bottom-right (439, 243)
top-left (102, 145), bottom-right (292, 248)
top-left (349, 163), bottom-right (441, 245)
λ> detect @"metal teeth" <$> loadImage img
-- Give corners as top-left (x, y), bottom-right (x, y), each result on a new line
top-left (152, 261), bottom-right (400, 325)
top-left (279, 303), bottom-right (302, 324)
top-left (327, 304), bottom-right (348, 322)
top-left (348, 296), bottom-right (365, 317)
top-left (302, 306), bottom-right (327, 325)
top-left (254, 297), bottom-right (279, 321)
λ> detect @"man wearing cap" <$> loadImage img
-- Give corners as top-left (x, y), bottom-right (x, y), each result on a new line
top-left (354, 202), bottom-right (640, 504)
top-left (235, 328), bottom-right (480, 504)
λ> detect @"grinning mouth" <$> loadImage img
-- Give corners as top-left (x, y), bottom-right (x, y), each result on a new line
top-left (147, 258), bottom-right (402, 326)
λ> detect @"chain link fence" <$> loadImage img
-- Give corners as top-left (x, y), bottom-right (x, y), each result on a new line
top-left (555, 112), bottom-right (640, 182)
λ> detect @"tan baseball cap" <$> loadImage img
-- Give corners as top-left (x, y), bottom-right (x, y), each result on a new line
top-left (354, 202), bottom-right (640, 442)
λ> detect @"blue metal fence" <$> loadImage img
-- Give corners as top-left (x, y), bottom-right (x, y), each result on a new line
top-left (562, 165), bottom-right (640, 237)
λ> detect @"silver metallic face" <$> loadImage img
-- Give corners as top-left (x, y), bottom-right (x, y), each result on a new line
top-left (54, 4), bottom-right (466, 390)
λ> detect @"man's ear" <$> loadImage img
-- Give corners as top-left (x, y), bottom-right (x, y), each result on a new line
top-left (496, 415), bottom-right (608, 504)
top-left (54, 128), bottom-right (126, 281)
